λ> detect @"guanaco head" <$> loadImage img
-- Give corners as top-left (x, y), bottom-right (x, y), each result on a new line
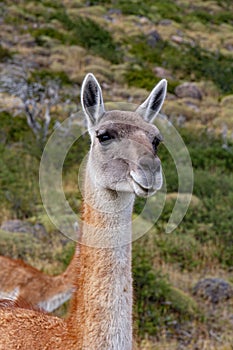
top-left (81, 73), bottom-right (167, 198)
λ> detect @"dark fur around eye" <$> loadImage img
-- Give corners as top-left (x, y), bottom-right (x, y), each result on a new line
top-left (152, 137), bottom-right (161, 151)
top-left (97, 132), bottom-right (114, 144)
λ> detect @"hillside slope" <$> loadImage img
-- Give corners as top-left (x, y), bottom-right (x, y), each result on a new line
top-left (0, 1), bottom-right (233, 349)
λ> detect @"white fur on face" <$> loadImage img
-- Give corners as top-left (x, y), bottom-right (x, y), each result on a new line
top-left (81, 74), bottom-right (166, 199)
top-left (87, 113), bottom-right (163, 198)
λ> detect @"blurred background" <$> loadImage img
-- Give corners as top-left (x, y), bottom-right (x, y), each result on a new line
top-left (0, 1), bottom-right (232, 349)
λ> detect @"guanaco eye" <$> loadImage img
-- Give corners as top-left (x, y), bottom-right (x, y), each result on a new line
top-left (152, 136), bottom-right (161, 152)
top-left (97, 132), bottom-right (114, 144)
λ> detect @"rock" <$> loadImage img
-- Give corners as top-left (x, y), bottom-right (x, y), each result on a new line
top-left (171, 35), bottom-right (185, 44)
top-left (184, 100), bottom-right (200, 112)
top-left (107, 8), bottom-right (122, 16)
top-left (159, 19), bottom-right (172, 26)
top-left (0, 220), bottom-right (33, 233)
top-left (193, 278), bottom-right (233, 303)
top-left (153, 66), bottom-right (174, 80)
top-left (171, 35), bottom-right (195, 46)
top-left (175, 82), bottom-right (203, 100)
top-left (224, 43), bottom-right (233, 52)
top-left (139, 16), bottom-right (151, 25)
top-left (0, 219), bottom-right (47, 238)
top-left (32, 223), bottom-right (47, 238)
top-left (146, 30), bottom-right (161, 48)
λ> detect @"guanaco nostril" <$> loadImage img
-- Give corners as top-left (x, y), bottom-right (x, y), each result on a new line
top-left (138, 156), bottom-right (161, 171)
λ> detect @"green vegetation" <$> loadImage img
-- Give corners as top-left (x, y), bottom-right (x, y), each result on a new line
top-left (133, 237), bottom-right (199, 336)
top-left (0, 145), bottom-right (39, 219)
top-left (30, 69), bottom-right (71, 85)
top-left (126, 37), bottom-right (233, 94)
top-left (89, 0), bottom-right (233, 25)
top-left (48, 9), bottom-right (121, 63)
top-left (31, 27), bottom-right (68, 46)
top-left (125, 64), bottom-right (179, 94)
top-left (0, 44), bottom-right (12, 61)
top-left (134, 127), bottom-right (233, 271)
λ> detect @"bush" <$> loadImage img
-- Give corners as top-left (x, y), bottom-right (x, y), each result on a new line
top-left (31, 27), bottom-right (68, 45)
top-left (50, 10), bottom-right (121, 63)
top-left (133, 235), bottom-right (199, 336)
top-left (0, 45), bottom-right (12, 61)
top-left (0, 112), bottom-right (29, 144)
top-left (125, 66), bottom-right (160, 91)
top-left (126, 35), bottom-right (233, 95)
top-left (30, 69), bottom-right (71, 85)
top-left (0, 113), bottom-right (41, 219)
top-left (0, 145), bottom-right (40, 219)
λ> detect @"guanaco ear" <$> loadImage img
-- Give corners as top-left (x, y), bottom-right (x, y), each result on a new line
top-left (136, 79), bottom-right (167, 123)
top-left (81, 73), bottom-right (105, 127)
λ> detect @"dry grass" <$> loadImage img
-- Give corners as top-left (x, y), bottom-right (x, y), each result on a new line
top-left (148, 253), bottom-right (233, 349)
top-left (0, 227), bottom-right (74, 274)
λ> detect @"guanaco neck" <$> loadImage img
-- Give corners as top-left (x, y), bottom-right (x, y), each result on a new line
top-left (68, 161), bottom-right (135, 350)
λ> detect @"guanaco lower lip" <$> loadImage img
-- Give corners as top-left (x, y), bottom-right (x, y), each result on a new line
top-left (131, 180), bottom-right (150, 197)
top-left (130, 171), bottom-right (152, 197)
top-left (130, 170), bottom-right (151, 189)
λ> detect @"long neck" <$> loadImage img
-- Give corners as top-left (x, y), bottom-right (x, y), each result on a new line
top-left (68, 164), bottom-right (135, 350)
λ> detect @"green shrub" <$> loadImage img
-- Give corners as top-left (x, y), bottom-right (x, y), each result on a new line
top-left (90, 0), bottom-right (182, 22)
top-left (0, 44), bottom-right (12, 61)
top-left (214, 11), bottom-right (233, 24)
top-left (40, 0), bottom-right (63, 8)
top-left (127, 35), bottom-right (233, 95)
top-left (146, 127), bottom-right (233, 268)
top-left (31, 27), bottom-right (68, 45)
top-left (125, 66), bottom-right (159, 91)
top-left (191, 10), bottom-right (213, 24)
top-left (50, 10), bottom-right (121, 63)
top-left (180, 129), bottom-right (233, 172)
top-left (30, 69), bottom-right (71, 85)
top-left (0, 230), bottom-right (41, 259)
top-left (216, 0), bottom-right (232, 9)
top-left (114, 0), bottom-right (151, 17)
top-left (0, 112), bottom-right (29, 143)
top-left (88, 0), bottom-right (233, 25)
top-left (0, 144), bottom-right (40, 218)
top-left (0, 113), bottom-right (41, 219)
top-left (54, 241), bottom-right (75, 269)
top-left (186, 9), bottom-right (233, 25)
top-left (154, 232), bottom-right (203, 270)
top-left (133, 235), bottom-right (199, 336)
top-left (194, 170), bottom-right (233, 198)
top-left (63, 132), bottom-right (90, 172)
top-left (151, 0), bottom-right (182, 22)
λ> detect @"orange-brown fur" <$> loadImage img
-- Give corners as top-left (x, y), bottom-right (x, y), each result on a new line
top-left (0, 297), bottom-right (39, 311)
top-left (0, 253), bottom-right (77, 310)
top-left (0, 207), bottom-right (132, 349)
